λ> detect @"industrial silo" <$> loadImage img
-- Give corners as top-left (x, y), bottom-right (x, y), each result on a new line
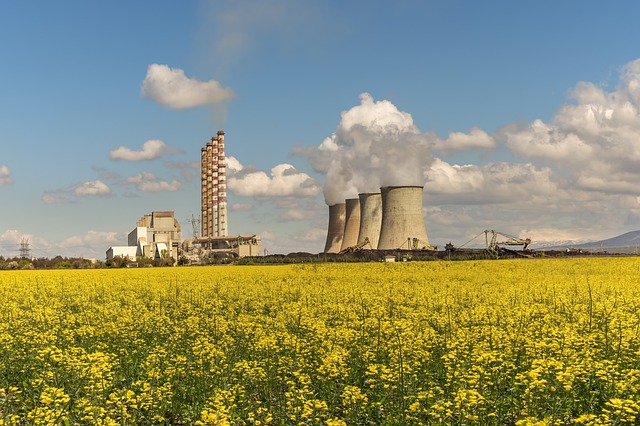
top-left (339, 198), bottom-right (361, 252)
top-left (357, 192), bottom-right (382, 248)
top-left (323, 203), bottom-right (346, 253)
top-left (377, 186), bottom-right (430, 250)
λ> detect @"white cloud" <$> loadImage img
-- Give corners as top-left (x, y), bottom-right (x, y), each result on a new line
top-left (501, 58), bottom-right (640, 194)
top-left (60, 230), bottom-right (122, 251)
top-left (109, 139), bottom-right (170, 161)
top-left (226, 156), bottom-right (243, 173)
top-left (73, 180), bottom-right (112, 197)
top-left (126, 172), bottom-right (181, 192)
top-left (280, 210), bottom-right (308, 221)
top-left (42, 193), bottom-right (72, 204)
top-left (231, 203), bottom-right (254, 212)
top-left (228, 163), bottom-right (320, 198)
top-left (424, 159), bottom-right (563, 205)
top-left (141, 64), bottom-right (235, 109)
top-left (433, 128), bottom-right (496, 153)
top-left (0, 229), bottom-right (126, 259)
top-left (0, 165), bottom-right (12, 185)
top-left (0, 229), bottom-right (30, 246)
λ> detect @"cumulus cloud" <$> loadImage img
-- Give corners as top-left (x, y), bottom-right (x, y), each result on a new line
top-left (294, 93), bottom-right (435, 205)
top-left (501, 58), bottom-right (640, 195)
top-left (432, 128), bottom-right (496, 153)
top-left (73, 180), bottom-right (112, 197)
top-left (141, 64), bottom-right (234, 109)
top-left (109, 139), bottom-right (171, 161)
top-left (225, 156), bottom-right (244, 173)
top-left (125, 172), bottom-right (181, 192)
top-left (0, 165), bottom-right (12, 185)
top-left (228, 162), bottom-right (320, 198)
top-left (424, 159), bottom-right (564, 205)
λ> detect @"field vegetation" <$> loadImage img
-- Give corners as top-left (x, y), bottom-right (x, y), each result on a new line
top-left (0, 258), bottom-right (639, 424)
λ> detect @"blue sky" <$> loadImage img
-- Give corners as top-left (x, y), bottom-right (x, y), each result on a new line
top-left (2, 0), bottom-right (640, 258)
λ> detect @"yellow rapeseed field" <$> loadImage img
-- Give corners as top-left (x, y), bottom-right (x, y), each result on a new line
top-left (1, 258), bottom-right (640, 425)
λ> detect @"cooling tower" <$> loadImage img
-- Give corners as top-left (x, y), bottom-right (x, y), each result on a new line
top-left (357, 192), bottom-right (382, 248)
top-left (339, 198), bottom-right (361, 251)
top-left (324, 203), bottom-right (346, 253)
top-left (377, 186), bottom-right (430, 250)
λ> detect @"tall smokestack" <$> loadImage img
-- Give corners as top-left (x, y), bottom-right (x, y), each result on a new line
top-left (324, 203), bottom-right (346, 253)
top-left (201, 131), bottom-right (228, 238)
top-left (377, 186), bottom-right (430, 250)
top-left (357, 192), bottom-right (382, 248)
top-left (339, 198), bottom-right (361, 252)
top-left (217, 131), bottom-right (228, 236)
top-left (201, 139), bottom-right (216, 238)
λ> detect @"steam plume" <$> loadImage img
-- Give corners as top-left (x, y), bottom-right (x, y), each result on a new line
top-left (296, 93), bottom-right (434, 205)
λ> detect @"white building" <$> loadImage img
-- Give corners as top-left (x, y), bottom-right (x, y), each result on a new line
top-left (106, 211), bottom-right (182, 261)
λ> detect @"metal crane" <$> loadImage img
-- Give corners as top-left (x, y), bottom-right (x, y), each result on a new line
top-left (484, 230), bottom-right (531, 255)
top-left (338, 237), bottom-right (373, 254)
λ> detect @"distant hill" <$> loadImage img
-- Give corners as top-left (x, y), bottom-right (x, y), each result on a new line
top-left (541, 230), bottom-right (640, 252)
top-left (571, 230), bottom-right (640, 249)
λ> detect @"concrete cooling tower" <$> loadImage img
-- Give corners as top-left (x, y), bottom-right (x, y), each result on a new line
top-left (377, 186), bottom-right (430, 250)
top-left (339, 198), bottom-right (361, 252)
top-left (357, 192), bottom-right (382, 248)
top-left (324, 203), bottom-right (346, 253)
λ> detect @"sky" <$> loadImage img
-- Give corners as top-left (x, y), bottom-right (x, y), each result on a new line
top-left (2, 0), bottom-right (640, 258)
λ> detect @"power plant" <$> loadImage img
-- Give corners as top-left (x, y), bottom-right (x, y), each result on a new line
top-left (182, 130), bottom-right (261, 259)
top-left (325, 185), bottom-right (432, 253)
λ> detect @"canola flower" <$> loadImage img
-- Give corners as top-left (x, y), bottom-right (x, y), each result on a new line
top-left (0, 258), bottom-right (639, 424)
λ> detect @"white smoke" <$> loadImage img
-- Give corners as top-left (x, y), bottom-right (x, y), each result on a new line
top-left (0, 165), bottom-right (12, 185)
top-left (296, 93), bottom-right (435, 205)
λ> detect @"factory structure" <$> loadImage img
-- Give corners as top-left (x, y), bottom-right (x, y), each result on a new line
top-left (324, 185), bottom-right (433, 253)
top-left (106, 211), bottom-right (182, 261)
top-left (102, 126), bottom-right (533, 262)
top-left (201, 131), bottom-right (228, 238)
top-left (182, 131), bottom-right (261, 259)
top-left (106, 131), bottom-right (260, 263)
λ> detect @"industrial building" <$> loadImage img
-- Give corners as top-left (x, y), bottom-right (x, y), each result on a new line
top-left (324, 185), bottom-right (432, 253)
top-left (201, 131), bottom-right (228, 238)
top-left (106, 211), bottom-right (182, 261)
top-left (184, 130), bottom-right (261, 259)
